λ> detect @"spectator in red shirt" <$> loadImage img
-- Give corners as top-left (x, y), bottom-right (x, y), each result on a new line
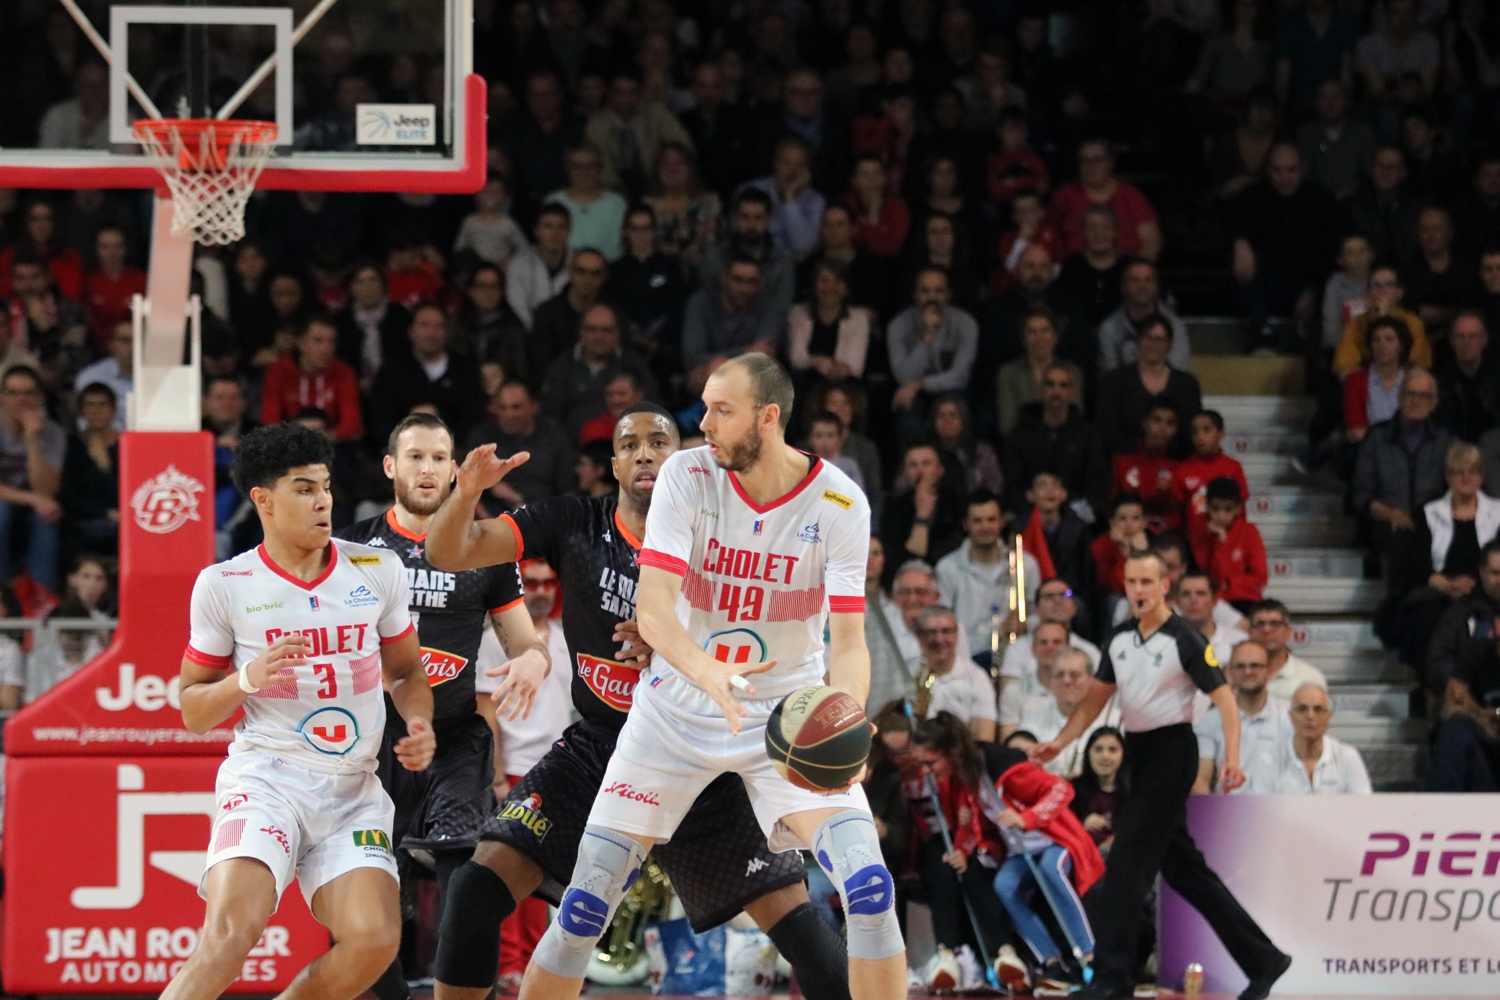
top-left (1173, 410), bottom-right (1250, 552)
top-left (1199, 477), bottom-right (1267, 611)
top-left (259, 315), bottom-right (362, 442)
top-left (987, 108), bottom-right (1051, 207)
top-left (1047, 138), bottom-right (1161, 261)
top-left (384, 233), bottom-right (446, 309)
top-left (1111, 400), bottom-right (1182, 532)
top-left (844, 154), bottom-right (911, 259)
top-left (1092, 492), bottom-right (1151, 602)
top-left (0, 200), bottom-right (84, 300)
top-left (991, 191), bottom-right (1063, 296)
top-left (82, 227), bottom-right (145, 351)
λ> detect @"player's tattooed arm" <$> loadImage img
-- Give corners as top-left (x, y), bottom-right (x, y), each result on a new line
top-left (177, 634), bottom-right (308, 733)
top-left (427, 444), bottom-right (530, 571)
top-left (637, 566), bottom-right (775, 734)
top-left (486, 603), bottom-right (552, 722)
top-left (382, 629), bottom-right (437, 771)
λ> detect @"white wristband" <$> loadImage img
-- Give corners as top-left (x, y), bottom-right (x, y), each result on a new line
top-left (237, 667), bottom-right (260, 694)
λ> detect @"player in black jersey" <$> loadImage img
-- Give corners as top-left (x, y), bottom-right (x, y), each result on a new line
top-left (337, 413), bottom-right (546, 1000)
top-left (425, 402), bottom-right (853, 1000)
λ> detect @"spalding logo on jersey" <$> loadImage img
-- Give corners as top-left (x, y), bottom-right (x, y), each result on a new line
top-left (297, 707), bottom-right (360, 754)
top-left (421, 648), bottom-right (468, 686)
top-left (576, 653), bottom-right (641, 711)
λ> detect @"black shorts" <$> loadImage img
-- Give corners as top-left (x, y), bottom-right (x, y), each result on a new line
top-left (379, 713), bottom-right (495, 856)
top-left (479, 718), bottom-right (806, 932)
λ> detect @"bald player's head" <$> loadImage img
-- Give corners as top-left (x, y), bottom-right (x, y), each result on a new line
top-left (700, 353), bottom-right (795, 472)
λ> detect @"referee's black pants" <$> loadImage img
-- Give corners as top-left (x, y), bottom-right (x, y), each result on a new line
top-left (1087, 724), bottom-right (1281, 995)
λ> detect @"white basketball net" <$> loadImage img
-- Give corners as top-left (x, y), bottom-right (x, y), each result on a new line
top-left (132, 120), bottom-right (278, 246)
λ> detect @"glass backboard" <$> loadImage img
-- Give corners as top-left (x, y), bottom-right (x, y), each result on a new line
top-left (0, 0), bottom-right (482, 193)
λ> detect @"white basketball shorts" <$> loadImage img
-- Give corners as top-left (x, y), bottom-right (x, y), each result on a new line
top-left (591, 669), bottom-right (869, 851)
top-left (202, 750), bottom-right (398, 905)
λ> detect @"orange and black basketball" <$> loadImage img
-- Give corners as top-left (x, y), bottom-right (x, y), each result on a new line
top-left (765, 686), bottom-right (872, 791)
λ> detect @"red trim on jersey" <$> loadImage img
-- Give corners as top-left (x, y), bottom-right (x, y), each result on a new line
top-left (184, 644), bottom-right (231, 668)
top-left (614, 509), bottom-right (643, 550)
top-left (498, 513), bottom-right (524, 557)
top-left (727, 454), bottom-right (823, 514)
top-left (381, 622), bottom-right (416, 645)
top-left (257, 542), bottom-right (340, 591)
top-left (490, 596), bottom-right (524, 615)
top-left (638, 548), bottom-right (688, 575)
top-left (829, 595), bottom-right (866, 614)
top-left (385, 507), bottom-right (426, 542)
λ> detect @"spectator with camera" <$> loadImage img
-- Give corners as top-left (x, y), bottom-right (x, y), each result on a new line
top-left (910, 605), bottom-right (997, 742)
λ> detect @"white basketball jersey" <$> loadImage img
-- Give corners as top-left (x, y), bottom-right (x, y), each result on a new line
top-left (638, 446), bottom-right (870, 700)
top-left (186, 541), bottom-right (414, 773)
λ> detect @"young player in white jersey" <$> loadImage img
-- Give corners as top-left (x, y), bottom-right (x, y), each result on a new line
top-left (167, 423), bottom-right (436, 1000)
top-left (515, 354), bottom-right (905, 1000)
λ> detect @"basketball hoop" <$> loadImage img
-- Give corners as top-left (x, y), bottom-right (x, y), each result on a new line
top-left (131, 118), bottom-right (279, 246)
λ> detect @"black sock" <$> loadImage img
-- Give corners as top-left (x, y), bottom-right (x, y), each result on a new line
top-left (766, 903), bottom-right (853, 1000)
top-left (370, 959), bottom-right (412, 1000)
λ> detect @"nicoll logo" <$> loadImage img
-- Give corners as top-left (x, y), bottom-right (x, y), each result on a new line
top-left (603, 782), bottom-right (660, 806)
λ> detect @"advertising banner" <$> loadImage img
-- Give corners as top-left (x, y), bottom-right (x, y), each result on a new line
top-left (3, 756), bottom-right (327, 993)
top-left (4, 432), bottom-right (230, 756)
top-left (1160, 794), bottom-right (1500, 996)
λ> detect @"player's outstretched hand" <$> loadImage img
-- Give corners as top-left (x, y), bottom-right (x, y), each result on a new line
top-left (456, 444), bottom-right (531, 497)
top-left (244, 634), bottom-right (307, 691)
top-left (1219, 762), bottom-right (1247, 793)
top-left (1028, 739), bottom-right (1063, 765)
top-left (693, 653), bottom-right (776, 736)
top-left (488, 646), bottom-right (549, 722)
top-left (613, 620), bottom-right (655, 666)
top-left (395, 716), bottom-right (436, 771)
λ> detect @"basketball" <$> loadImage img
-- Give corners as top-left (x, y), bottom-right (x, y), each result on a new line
top-left (765, 686), bottom-right (872, 792)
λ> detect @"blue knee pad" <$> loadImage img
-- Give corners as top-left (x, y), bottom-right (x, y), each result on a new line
top-left (533, 826), bottom-right (648, 978)
top-left (812, 809), bottom-right (904, 960)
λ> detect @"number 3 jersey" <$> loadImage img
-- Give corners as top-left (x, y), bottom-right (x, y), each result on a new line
top-left (185, 542), bottom-right (415, 773)
top-left (637, 447), bottom-right (870, 701)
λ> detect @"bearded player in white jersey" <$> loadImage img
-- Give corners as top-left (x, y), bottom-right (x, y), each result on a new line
top-left (511, 354), bottom-right (904, 1000)
top-left (168, 423), bottom-right (436, 1000)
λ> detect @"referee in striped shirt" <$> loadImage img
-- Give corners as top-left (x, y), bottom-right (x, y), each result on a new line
top-left (1032, 549), bottom-right (1290, 1000)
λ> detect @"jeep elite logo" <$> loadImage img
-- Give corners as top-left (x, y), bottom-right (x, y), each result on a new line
top-left (131, 466), bottom-right (205, 534)
top-left (356, 103), bottom-right (436, 145)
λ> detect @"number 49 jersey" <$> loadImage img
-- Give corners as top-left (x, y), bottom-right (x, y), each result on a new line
top-left (637, 447), bottom-right (870, 701)
top-left (185, 542), bottom-right (415, 774)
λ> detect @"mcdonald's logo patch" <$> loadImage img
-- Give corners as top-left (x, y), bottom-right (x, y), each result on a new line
top-left (353, 829), bottom-right (393, 852)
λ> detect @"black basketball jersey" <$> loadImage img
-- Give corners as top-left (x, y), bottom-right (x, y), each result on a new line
top-left (499, 494), bottom-right (643, 729)
top-left (339, 509), bottom-right (523, 730)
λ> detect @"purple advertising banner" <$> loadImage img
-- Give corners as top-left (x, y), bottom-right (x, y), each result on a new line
top-left (1160, 794), bottom-right (1500, 996)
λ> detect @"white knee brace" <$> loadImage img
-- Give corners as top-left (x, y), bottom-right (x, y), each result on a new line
top-left (812, 809), bottom-right (904, 961)
top-left (533, 825), bottom-right (648, 978)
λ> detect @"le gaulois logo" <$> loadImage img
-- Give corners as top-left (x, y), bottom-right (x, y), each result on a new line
top-left (421, 648), bottom-right (468, 686)
top-left (131, 465), bottom-right (205, 534)
top-left (576, 653), bottom-right (641, 711)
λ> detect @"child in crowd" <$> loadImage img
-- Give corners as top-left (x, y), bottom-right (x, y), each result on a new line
top-left (1197, 477), bottom-right (1268, 612)
top-left (987, 108), bottom-right (1051, 208)
top-left (1091, 492), bottom-right (1150, 603)
top-left (807, 411), bottom-right (867, 493)
top-left (1111, 402), bottom-right (1180, 532)
top-left (1173, 409), bottom-right (1249, 552)
top-left (985, 736), bottom-right (1104, 991)
top-left (1321, 233), bottom-right (1374, 350)
top-left (454, 173), bottom-right (529, 270)
top-left (1069, 727), bottom-right (1125, 858)
top-left (1023, 471), bottom-right (1093, 593)
top-left (990, 191), bottom-right (1062, 295)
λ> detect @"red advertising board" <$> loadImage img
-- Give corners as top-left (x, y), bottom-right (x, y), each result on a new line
top-left (3, 756), bottom-right (328, 993)
top-left (4, 431), bottom-right (234, 757)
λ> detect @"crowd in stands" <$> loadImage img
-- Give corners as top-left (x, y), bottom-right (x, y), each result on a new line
top-left (2, 0), bottom-right (1500, 984)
